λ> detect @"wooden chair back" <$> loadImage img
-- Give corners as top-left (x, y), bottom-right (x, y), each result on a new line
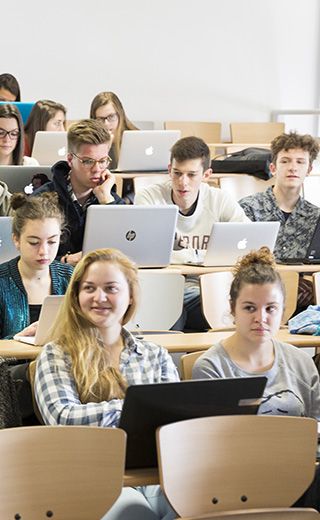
top-left (0, 425), bottom-right (126, 519)
top-left (303, 175), bottom-right (320, 206)
top-left (180, 350), bottom-right (206, 379)
top-left (180, 508), bottom-right (320, 519)
top-left (230, 123), bottom-right (285, 143)
top-left (133, 174), bottom-right (168, 195)
top-left (219, 175), bottom-right (274, 200)
top-left (164, 121), bottom-right (222, 143)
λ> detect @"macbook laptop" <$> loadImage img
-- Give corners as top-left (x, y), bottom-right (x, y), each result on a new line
top-left (115, 130), bottom-right (181, 172)
top-left (278, 216), bottom-right (320, 265)
top-left (186, 221), bottom-right (280, 267)
top-left (119, 376), bottom-right (267, 468)
top-left (0, 166), bottom-right (52, 194)
top-left (0, 101), bottom-right (35, 124)
top-left (82, 205), bottom-right (178, 267)
top-left (14, 295), bottom-right (63, 345)
top-left (31, 131), bottom-right (68, 165)
top-left (0, 217), bottom-right (18, 263)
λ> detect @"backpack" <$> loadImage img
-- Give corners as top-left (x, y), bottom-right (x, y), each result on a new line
top-left (211, 147), bottom-right (272, 180)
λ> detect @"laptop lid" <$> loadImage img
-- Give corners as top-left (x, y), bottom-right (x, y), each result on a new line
top-left (0, 166), bottom-right (52, 194)
top-left (116, 130), bottom-right (181, 172)
top-left (14, 295), bottom-right (64, 345)
top-left (305, 217), bottom-right (320, 261)
top-left (119, 376), bottom-right (267, 468)
top-left (82, 205), bottom-right (178, 268)
top-left (0, 101), bottom-right (35, 124)
top-left (31, 131), bottom-right (68, 165)
top-left (201, 221), bottom-right (280, 267)
top-left (0, 217), bottom-right (18, 262)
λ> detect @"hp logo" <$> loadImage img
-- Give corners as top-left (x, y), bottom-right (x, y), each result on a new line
top-left (126, 230), bottom-right (136, 241)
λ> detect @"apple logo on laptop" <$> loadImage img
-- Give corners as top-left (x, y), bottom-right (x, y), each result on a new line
top-left (145, 146), bottom-right (154, 156)
top-left (58, 146), bottom-right (66, 157)
top-left (237, 238), bottom-right (248, 250)
top-left (126, 230), bottom-right (136, 241)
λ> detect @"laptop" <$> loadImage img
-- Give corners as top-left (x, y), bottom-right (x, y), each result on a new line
top-left (0, 217), bottom-right (18, 262)
top-left (115, 130), bottom-right (181, 172)
top-left (278, 216), bottom-right (320, 265)
top-left (119, 376), bottom-right (267, 468)
top-left (0, 101), bottom-right (35, 124)
top-left (0, 165), bottom-right (52, 194)
top-left (82, 205), bottom-right (178, 267)
top-left (13, 295), bottom-right (63, 345)
top-left (186, 221), bottom-right (280, 267)
top-left (31, 131), bottom-right (68, 165)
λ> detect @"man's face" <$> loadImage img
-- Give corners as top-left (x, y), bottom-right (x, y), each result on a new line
top-left (169, 158), bottom-right (211, 211)
top-left (67, 143), bottom-right (111, 193)
top-left (270, 148), bottom-right (312, 190)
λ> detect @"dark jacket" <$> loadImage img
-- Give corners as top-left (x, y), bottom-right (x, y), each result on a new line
top-left (33, 161), bottom-right (124, 255)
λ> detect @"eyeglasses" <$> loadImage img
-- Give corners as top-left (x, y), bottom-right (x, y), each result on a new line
top-left (71, 152), bottom-right (112, 169)
top-left (0, 128), bottom-right (20, 140)
top-left (96, 113), bottom-right (118, 124)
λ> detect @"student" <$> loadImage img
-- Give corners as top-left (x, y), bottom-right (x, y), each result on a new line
top-left (35, 247), bottom-right (179, 520)
top-left (33, 119), bottom-right (124, 265)
top-left (24, 99), bottom-right (67, 156)
top-left (135, 136), bottom-right (248, 330)
top-left (0, 73), bottom-right (21, 102)
top-left (0, 103), bottom-right (38, 166)
top-left (193, 247), bottom-right (320, 419)
top-left (0, 192), bottom-right (73, 339)
top-left (31, 173), bottom-right (50, 190)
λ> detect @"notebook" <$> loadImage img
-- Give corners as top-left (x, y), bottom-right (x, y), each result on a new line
top-left (0, 101), bottom-right (35, 124)
top-left (119, 376), bottom-right (267, 468)
top-left (186, 221), bottom-right (280, 267)
top-left (13, 295), bottom-right (64, 345)
top-left (82, 205), bottom-right (178, 267)
top-left (0, 165), bottom-right (52, 194)
top-left (278, 217), bottom-right (320, 265)
top-left (31, 131), bottom-right (68, 165)
top-left (115, 130), bottom-right (181, 172)
top-left (0, 217), bottom-right (18, 262)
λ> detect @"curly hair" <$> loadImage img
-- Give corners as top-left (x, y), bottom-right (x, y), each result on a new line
top-left (271, 131), bottom-right (319, 164)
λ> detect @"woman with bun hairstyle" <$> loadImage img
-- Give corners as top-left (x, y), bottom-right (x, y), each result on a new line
top-left (24, 99), bottom-right (66, 156)
top-left (0, 103), bottom-right (38, 165)
top-left (193, 247), bottom-right (320, 419)
top-left (0, 192), bottom-right (73, 338)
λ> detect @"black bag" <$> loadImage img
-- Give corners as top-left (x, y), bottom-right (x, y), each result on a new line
top-left (211, 147), bottom-right (272, 180)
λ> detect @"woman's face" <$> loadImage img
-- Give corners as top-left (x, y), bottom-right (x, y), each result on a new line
top-left (0, 117), bottom-right (20, 163)
top-left (95, 102), bottom-right (119, 136)
top-left (0, 87), bottom-right (16, 102)
top-left (13, 218), bottom-right (61, 271)
top-left (45, 110), bottom-right (66, 131)
top-left (233, 282), bottom-right (283, 345)
top-left (79, 261), bottom-right (131, 332)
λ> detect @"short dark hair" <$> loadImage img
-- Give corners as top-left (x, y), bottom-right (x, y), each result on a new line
top-left (271, 131), bottom-right (319, 164)
top-left (0, 73), bottom-right (21, 101)
top-left (170, 136), bottom-right (210, 171)
top-left (67, 119), bottom-right (112, 153)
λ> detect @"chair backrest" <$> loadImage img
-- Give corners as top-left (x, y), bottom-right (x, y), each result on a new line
top-left (230, 123), bottom-right (285, 143)
top-left (182, 508), bottom-right (320, 519)
top-left (303, 175), bottom-right (320, 206)
top-left (180, 350), bottom-right (206, 379)
top-left (313, 272), bottom-right (320, 304)
top-left (164, 121), bottom-right (221, 143)
top-left (133, 174), bottom-right (169, 195)
top-left (126, 271), bottom-right (185, 331)
top-left (157, 415), bottom-right (317, 518)
top-left (0, 425), bottom-right (126, 519)
top-left (219, 175), bottom-right (274, 201)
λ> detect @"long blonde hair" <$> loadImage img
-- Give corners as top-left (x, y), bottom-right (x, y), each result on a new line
top-left (50, 248), bottom-right (139, 403)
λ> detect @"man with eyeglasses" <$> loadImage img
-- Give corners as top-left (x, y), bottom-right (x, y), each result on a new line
top-left (33, 119), bottom-right (124, 265)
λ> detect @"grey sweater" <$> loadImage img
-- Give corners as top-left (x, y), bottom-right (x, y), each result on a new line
top-left (193, 340), bottom-right (320, 420)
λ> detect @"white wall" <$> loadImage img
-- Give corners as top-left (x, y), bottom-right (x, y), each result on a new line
top-left (3, 0), bottom-right (319, 138)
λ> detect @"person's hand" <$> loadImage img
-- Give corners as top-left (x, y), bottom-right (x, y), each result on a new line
top-left (18, 321), bottom-right (39, 337)
top-left (93, 170), bottom-right (116, 204)
top-left (63, 251), bottom-right (82, 267)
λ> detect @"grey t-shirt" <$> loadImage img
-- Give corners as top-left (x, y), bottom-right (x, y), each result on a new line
top-left (193, 340), bottom-right (320, 420)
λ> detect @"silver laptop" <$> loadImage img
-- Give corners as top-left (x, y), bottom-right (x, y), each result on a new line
top-left (0, 217), bottom-right (18, 262)
top-left (31, 131), bottom-right (68, 165)
top-left (0, 166), bottom-right (52, 194)
top-left (14, 295), bottom-right (64, 345)
top-left (83, 205), bottom-right (178, 267)
top-left (115, 130), bottom-right (181, 172)
top-left (187, 221), bottom-right (280, 267)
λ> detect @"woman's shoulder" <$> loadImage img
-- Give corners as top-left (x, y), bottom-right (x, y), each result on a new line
top-left (275, 340), bottom-right (316, 369)
top-left (50, 260), bottom-right (73, 277)
top-left (0, 257), bottom-right (19, 277)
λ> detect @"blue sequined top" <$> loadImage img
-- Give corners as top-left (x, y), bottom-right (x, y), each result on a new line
top-left (0, 257), bottom-right (73, 339)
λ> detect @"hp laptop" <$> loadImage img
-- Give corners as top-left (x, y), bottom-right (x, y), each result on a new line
top-left (278, 217), bottom-right (320, 265)
top-left (14, 295), bottom-right (64, 345)
top-left (119, 376), bottom-right (267, 468)
top-left (186, 221), bottom-right (280, 267)
top-left (115, 130), bottom-right (181, 172)
top-left (82, 205), bottom-right (178, 267)
top-left (31, 131), bottom-right (68, 165)
top-left (0, 217), bottom-right (18, 263)
top-left (0, 101), bottom-right (35, 124)
top-left (0, 166), bottom-right (52, 194)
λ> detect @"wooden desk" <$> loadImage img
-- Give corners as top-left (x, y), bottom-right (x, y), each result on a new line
top-left (169, 263), bottom-right (320, 275)
top-left (0, 340), bottom-right (41, 359)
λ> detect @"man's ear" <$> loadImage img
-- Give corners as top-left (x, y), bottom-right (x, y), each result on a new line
top-left (269, 162), bottom-right (277, 177)
top-left (168, 163), bottom-right (173, 178)
top-left (202, 168), bottom-right (212, 182)
top-left (67, 153), bottom-right (73, 169)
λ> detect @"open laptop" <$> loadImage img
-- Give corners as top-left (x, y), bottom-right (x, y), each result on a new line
top-left (278, 216), bottom-right (320, 265)
top-left (31, 131), bottom-right (68, 165)
top-left (115, 130), bottom-right (181, 172)
top-left (82, 205), bottom-right (178, 267)
top-left (186, 221), bottom-right (280, 267)
top-left (119, 376), bottom-right (267, 468)
top-left (0, 165), bottom-right (52, 194)
top-left (14, 295), bottom-right (63, 345)
top-left (0, 217), bottom-right (18, 263)
top-left (0, 101), bottom-right (35, 124)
